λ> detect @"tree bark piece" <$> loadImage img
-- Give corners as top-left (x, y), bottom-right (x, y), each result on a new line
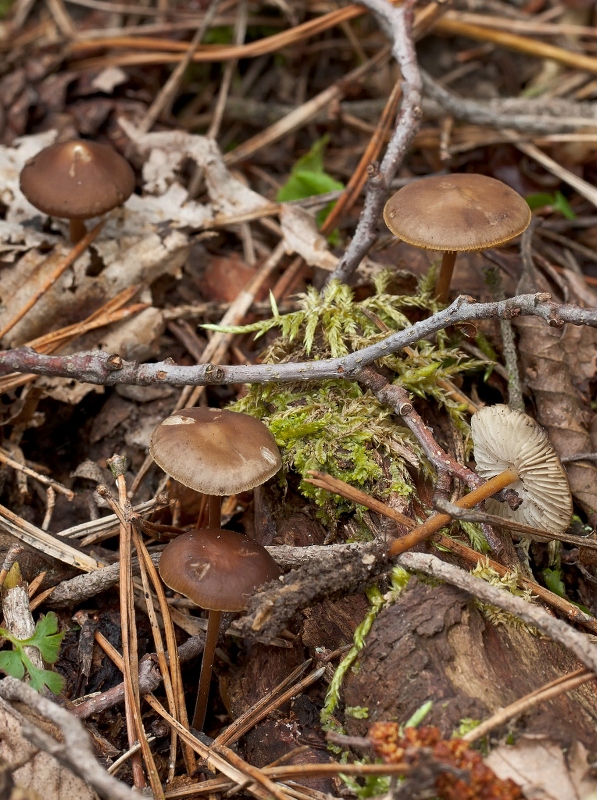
top-left (343, 578), bottom-right (597, 750)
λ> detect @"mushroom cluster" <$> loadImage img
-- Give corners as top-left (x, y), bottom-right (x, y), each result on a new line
top-left (150, 407), bottom-right (283, 731)
top-left (20, 139), bottom-right (135, 243)
top-left (383, 174), bottom-right (531, 303)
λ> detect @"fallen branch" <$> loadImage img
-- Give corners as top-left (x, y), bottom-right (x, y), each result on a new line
top-left (0, 293), bottom-right (592, 386)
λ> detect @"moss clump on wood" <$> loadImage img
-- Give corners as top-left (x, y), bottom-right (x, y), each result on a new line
top-left (211, 273), bottom-right (485, 520)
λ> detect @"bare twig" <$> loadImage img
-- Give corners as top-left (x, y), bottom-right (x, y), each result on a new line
top-left (0, 293), bottom-right (590, 387)
top-left (329, 0), bottom-right (423, 284)
top-left (0, 677), bottom-right (140, 800)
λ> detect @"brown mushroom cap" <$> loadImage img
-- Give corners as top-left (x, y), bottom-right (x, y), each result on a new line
top-left (149, 407), bottom-right (282, 496)
top-left (471, 404), bottom-right (572, 533)
top-left (383, 174), bottom-right (531, 252)
top-left (19, 140), bottom-right (135, 220)
top-left (159, 528), bottom-right (281, 611)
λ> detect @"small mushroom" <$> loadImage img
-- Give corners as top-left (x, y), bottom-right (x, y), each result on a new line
top-left (383, 174), bottom-right (531, 303)
top-left (159, 528), bottom-right (281, 730)
top-left (388, 404), bottom-right (569, 557)
top-left (471, 403), bottom-right (572, 533)
top-left (19, 139), bottom-right (135, 243)
top-left (149, 407), bottom-right (282, 530)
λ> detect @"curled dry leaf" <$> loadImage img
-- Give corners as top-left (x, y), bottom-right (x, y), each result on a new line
top-left (486, 739), bottom-right (597, 800)
top-left (514, 273), bottom-right (597, 525)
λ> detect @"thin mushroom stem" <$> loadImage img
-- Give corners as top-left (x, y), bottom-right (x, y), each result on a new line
top-left (435, 250), bottom-right (457, 304)
top-left (69, 219), bottom-right (88, 244)
top-left (192, 608), bottom-right (222, 731)
top-left (207, 495), bottom-right (221, 529)
top-left (388, 467), bottom-right (519, 557)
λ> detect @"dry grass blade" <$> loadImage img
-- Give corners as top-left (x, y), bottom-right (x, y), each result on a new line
top-left (105, 461), bottom-right (164, 798)
top-left (214, 662), bottom-right (325, 748)
top-left (434, 16), bottom-right (597, 75)
top-left (133, 528), bottom-right (196, 776)
top-left (0, 501), bottom-right (104, 571)
top-left (0, 446), bottom-right (73, 499)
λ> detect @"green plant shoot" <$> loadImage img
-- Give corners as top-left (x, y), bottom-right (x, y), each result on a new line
top-left (0, 611), bottom-right (65, 694)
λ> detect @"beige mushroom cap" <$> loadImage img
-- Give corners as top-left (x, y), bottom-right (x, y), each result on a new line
top-left (149, 407), bottom-right (282, 495)
top-left (159, 528), bottom-right (281, 612)
top-left (383, 174), bottom-right (531, 252)
top-left (471, 404), bottom-right (572, 533)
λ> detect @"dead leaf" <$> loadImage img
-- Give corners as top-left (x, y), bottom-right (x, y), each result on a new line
top-left (279, 205), bottom-right (337, 270)
top-left (486, 738), bottom-right (597, 800)
top-left (0, 697), bottom-right (98, 800)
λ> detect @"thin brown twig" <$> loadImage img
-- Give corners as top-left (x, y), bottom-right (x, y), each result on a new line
top-left (329, 0), bottom-right (423, 284)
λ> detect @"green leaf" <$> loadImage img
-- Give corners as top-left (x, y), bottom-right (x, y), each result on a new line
top-left (26, 660), bottom-right (65, 695)
top-left (404, 700), bottom-right (433, 729)
top-left (526, 190), bottom-right (576, 220)
top-left (276, 135), bottom-right (344, 204)
top-left (0, 650), bottom-right (25, 680)
top-left (24, 612), bottom-right (64, 664)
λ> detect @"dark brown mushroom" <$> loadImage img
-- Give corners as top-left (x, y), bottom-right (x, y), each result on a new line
top-left (383, 174), bottom-right (531, 303)
top-left (159, 528), bottom-right (281, 730)
top-left (149, 407), bottom-right (282, 530)
top-left (20, 139), bottom-right (135, 243)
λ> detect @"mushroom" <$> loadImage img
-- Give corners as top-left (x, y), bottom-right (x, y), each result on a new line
top-left (149, 407), bottom-right (282, 530)
top-left (20, 139), bottom-right (135, 243)
top-left (159, 528), bottom-right (281, 730)
top-left (471, 403), bottom-right (572, 533)
top-left (388, 404), bottom-right (571, 557)
top-left (383, 174), bottom-right (531, 304)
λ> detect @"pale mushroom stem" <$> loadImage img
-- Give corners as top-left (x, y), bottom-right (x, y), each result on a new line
top-left (207, 495), bottom-right (221, 529)
top-left (388, 467), bottom-right (519, 557)
top-left (192, 608), bottom-right (222, 731)
top-left (69, 219), bottom-right (87, 244)
top-left (435, 250), bottom-right (458, 305)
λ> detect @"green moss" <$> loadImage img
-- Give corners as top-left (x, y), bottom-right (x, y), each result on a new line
top-left (209, 273), bottom-right (485, 518)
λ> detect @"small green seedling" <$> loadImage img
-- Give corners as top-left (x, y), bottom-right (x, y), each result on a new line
top-left (526, 190), bottom-right (576, 220)
top-left (277, 134), bottom-right (344, 231)
top-left (0, 612), bottom-right (65, 694)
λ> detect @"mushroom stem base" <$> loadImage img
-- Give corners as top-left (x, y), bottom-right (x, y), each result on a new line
top-left (192, 609), bottom-right (222, 731)
top-left (388, 468), bottom-right (519, 557)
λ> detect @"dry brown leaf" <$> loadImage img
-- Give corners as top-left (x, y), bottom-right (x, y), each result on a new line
top-left (0, 697), bottom-right (98, 800)
top-left (514, 271), bottom-right (597, 524)
top-left (486, 739), bottom-right (597, 800)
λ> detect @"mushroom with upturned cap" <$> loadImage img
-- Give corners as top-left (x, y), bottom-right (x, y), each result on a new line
top-left (159, 528), bottom-right (281, 731)
top-left (20, 139), bottom-right (135, 243)
top-left (471, 403), bottom-right (572, 533)
top-left (149, 407), bottom-right (282, 529)
top-left (388, 404), bottom-right (570, 557)
top-left (383, 173), bottom-right (531, 304)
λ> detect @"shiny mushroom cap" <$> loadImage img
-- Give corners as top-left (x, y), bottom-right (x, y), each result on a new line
top-left (383, 174), bottom-right (531, 252)
top-left (471, 404), bottom-right (572, 533)
top-left (149, 407), bottom-right (282, 496)
top-left (159, 528), bottom-right (281, 611)
top-left (20, 140), bottom-right (135, 220)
